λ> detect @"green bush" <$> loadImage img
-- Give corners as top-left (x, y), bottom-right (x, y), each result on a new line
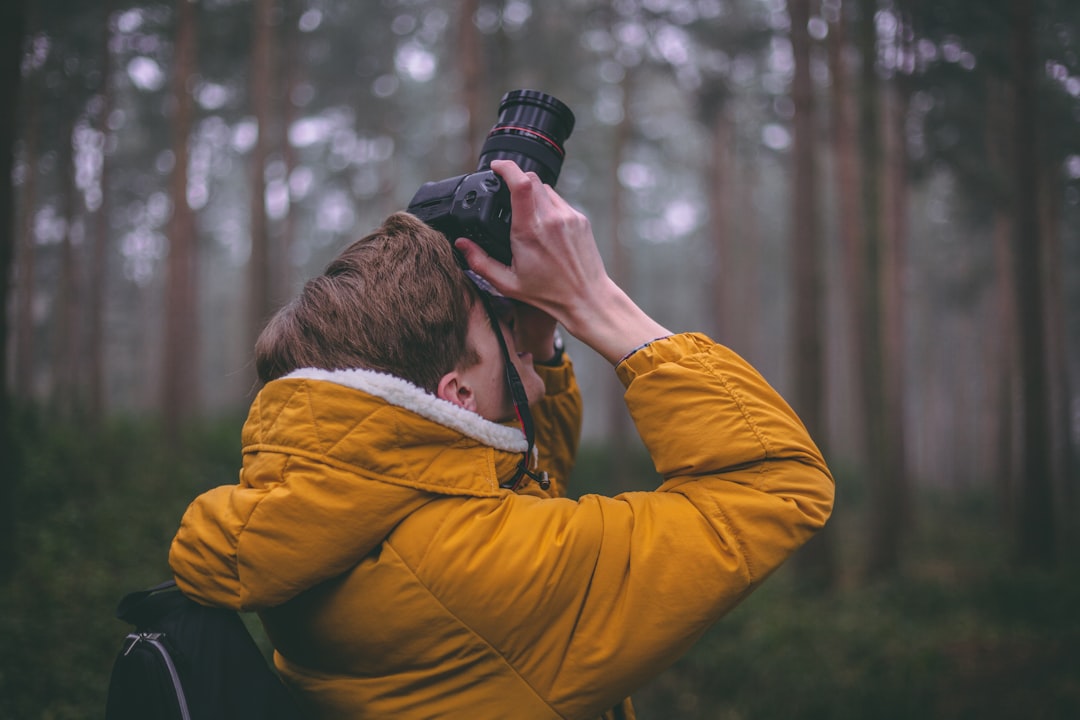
top-left (0, 413), bottom-right (241, 720)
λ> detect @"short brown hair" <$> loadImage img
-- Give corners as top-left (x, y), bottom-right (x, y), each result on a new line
top-left (255, 212), bottom-right (479, 391)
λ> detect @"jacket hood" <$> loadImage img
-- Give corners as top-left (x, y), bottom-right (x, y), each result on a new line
top-left (170, 367), bottom-right (529, 610)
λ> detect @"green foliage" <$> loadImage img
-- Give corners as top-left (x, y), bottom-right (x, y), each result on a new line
top-left (631, 480), bottom-right (1080, 720)
top-left (0, 412), bottom-right (241, 720)
top-left (1, 432), bottom-right (1078, 719)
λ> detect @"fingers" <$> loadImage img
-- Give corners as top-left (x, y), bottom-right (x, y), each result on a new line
top-left (490, 159), bottom-right (549, 225)
top-left (454, 237), bottom-right (517, 293)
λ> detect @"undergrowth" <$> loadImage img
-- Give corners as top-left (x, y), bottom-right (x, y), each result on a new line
top-left (0, 420), bottom-right (1077, 719)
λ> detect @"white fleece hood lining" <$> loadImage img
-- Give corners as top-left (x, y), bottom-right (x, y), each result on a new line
top-left (283, 367), bottom-right (529, 454)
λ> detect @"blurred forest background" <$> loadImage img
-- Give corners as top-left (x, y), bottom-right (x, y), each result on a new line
top-left (1, 0), bottom-right (1078, 718)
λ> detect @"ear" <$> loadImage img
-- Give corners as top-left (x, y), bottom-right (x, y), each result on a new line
top-left (436, 370), bottom-right (478, 412)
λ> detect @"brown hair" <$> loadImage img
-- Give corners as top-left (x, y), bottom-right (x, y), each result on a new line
top-left (255, 212), bottom-right (479, 391)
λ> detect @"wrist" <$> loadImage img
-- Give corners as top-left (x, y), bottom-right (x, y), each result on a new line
top-left (534, 329), bottom-right (565, 366)
top-left (562, 280), bottom-right (672, 365)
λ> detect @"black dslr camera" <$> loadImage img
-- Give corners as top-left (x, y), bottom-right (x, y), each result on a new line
top-left (407, 89), bottom-right (575, 265)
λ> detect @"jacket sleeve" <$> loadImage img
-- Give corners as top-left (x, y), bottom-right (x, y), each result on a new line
top-left (529, 353), bottom-right (583, 499)
top-left (410, 333), bottom-right (834, 719)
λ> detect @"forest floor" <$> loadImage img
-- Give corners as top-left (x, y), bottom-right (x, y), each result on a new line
top-left (1, 413), bottom-right (1077, 719)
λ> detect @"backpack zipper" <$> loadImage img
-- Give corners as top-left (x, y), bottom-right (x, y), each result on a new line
top-left (124, 632), bottom-right (192, 720)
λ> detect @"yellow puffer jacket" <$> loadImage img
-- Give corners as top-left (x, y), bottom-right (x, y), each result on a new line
top-left (170, 333), bottom-right (834, 720)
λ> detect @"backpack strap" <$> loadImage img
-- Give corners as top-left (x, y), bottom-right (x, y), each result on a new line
top-left (116, 580), bottom-right (184, 628)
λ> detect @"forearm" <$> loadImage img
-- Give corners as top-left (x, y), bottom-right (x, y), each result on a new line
top-left (558, 276), bottom-right (672, 366)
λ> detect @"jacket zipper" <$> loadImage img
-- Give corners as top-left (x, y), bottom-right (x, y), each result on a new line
top-left (124, 632), bottom-right (192, 720)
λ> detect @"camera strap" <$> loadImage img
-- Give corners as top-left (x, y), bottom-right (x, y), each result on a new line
top-left (478, 294), bottom-right (550, 492)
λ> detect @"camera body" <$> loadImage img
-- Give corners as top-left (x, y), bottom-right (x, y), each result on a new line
top-left (407, 90), bottom-right (575, 265)
top-left (407, 170), bottom-right (513, 264)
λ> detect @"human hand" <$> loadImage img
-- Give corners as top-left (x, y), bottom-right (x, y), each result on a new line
top-left (455, 159), bottom-right (606, 323)
top-left (512, 302), bottom-right (558, 363)
top-left (456, 160), bottom-right (672, 365)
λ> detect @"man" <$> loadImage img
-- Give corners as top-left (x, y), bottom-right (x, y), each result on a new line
top-left (170, 160), bottom-right (834, 719)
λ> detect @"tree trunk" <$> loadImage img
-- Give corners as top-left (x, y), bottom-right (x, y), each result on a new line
top-left (992, 209), bottom-right (1018, 526)
top-left (55, 117), bottom-right (80, 416)
top-left (279, 0), bottom-right (300, 297)
top-left (162, 0), bottom-right (199, 437)
top-left (858, 0), bottom-right (900, 576)
top-left (14, 69), bottom-right (38, 402)
top-left (88, 2), bottom-right (115, 421)
top-left (458, 0), bottom-right (484, 169)
top-left (1039, 150), bottom-right (1071, 551)
top-left (248, 0), bottom-right (274, 378)
top-left (984, 75), bottom-right (1018, 530)
top-left (703, 90), bottom-right (732, 343)
top-left (1010, 0), bottom-right (1054, 566)
top-left (827, 0), bottom-right (865, 468)
top-left (0, 0), bottom-right (27, 581)
top-left (788, 0), bottom-right (835, 590)
top-left (880, 20), bottom-right (911, 536)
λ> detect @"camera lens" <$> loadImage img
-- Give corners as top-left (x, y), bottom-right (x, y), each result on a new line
top-left (477, 90), bottom-right (576, 187)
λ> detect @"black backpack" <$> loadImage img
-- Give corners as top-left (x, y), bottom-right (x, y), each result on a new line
top-left (105, 580), bottom-right (303, 720)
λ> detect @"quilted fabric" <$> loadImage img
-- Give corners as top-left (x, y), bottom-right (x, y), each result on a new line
top-left (170, 334), bottom-right (833, 719)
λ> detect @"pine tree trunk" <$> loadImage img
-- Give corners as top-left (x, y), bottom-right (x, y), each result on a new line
top-left (881, 68), bottom-right (911, 535)
top-left (162, 0), bottom-right (199, 436)
top-left (458, 0), bottom-right (484, 169)
top-left (55, 117), bottom-right (79, 415)
top-left (788, 0), bottom-right (835, 590)
top-left (1039, 156), bottom-right (1072, 551)
top-left (992, 209), bottom-right (1018, 526)
top-left (705, 93), bottom-right (732, 343)
top-left (828, 1), bottom-right (865, 468)
top-left (88, 2), bottom-right (115, 421)
top-left (858, 0), bottom-right (900, 576)
top-left (248, 0), bottom-right (274, 379)
top-left (14, 73), bottom-right (38, 401)
top-left (279, 0), bottom-right (300, 296)
top-left (1010, 0), bottom-right (1055, 566)
top-left (0, 0), bottom-right (27, 581)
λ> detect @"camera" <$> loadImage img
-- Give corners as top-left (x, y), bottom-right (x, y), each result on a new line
top-left (407, 89), bottom-right (575, 265)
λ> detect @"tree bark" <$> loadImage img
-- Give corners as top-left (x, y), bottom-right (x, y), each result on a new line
top-left (1010, 0), bottom-right (1055, 566)
top-left (0, 0), bottom-right (27, 581)
top-left (162, 0), bottom-right (199, 436)
top-left (88, 1), bottom-right (115, 421)
top-left (1038, 162), bottom-right (1074, 550)
top-left (458, 0), bottom-right (484, 170)
top-left (788, 0), bottom-right (835, 590)
top-left (55, 116), bottom-right (79, 415)
top-left (14, 69), bottom-right (38, 402)
top-left (828, 0), bottom-right (866, 468)
top-left (858, 0), bottom-right (900, 576)
top-left (880, 10), bottom-right (911, 536)
top-left (279, 0), bottom-right (300, 297)
top-left (702, 86), bottom-right (731, 343)
top-left (248, 0), bottom-right (274, 378)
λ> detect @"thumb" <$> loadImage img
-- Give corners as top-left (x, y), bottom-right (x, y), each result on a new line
top-left (454, 238), bottom-right (518, 294)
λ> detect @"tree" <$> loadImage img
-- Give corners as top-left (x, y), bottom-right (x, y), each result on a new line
top-left (162, 0), bottom-right (199, 436)
top-left (87, 1), bottom-right (116, 420)
top-left (827, 0), bottom-right (866, 467)
top-left (248, 0), bottom-right (274, 375)
top-left (858, 0), bottom-right (901, 576)
top-left (1010, 0), bottom-right (1055, 565)
top-left (0, 0), bottom-right (27, 580)
top-left (880, 0), bottom-right (912, 558)
top-left (787, 0), bottom-right (835, 589)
